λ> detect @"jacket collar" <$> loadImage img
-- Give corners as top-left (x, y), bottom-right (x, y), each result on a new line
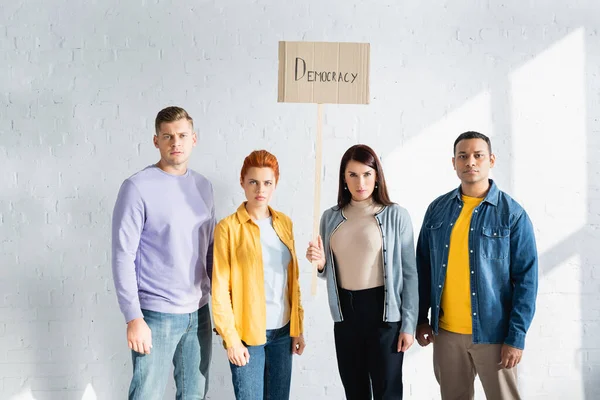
top-left (235, 202), bottom-right (280, 224)
top-left (337, 203), bottom-right (388, 220)
top-left (452, 179), bottom-right (499, 206)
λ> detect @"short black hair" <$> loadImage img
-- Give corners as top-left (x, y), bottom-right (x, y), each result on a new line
top-left (453, 131), bottom-right (492, 154)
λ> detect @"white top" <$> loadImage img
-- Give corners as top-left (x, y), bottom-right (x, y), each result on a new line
top-left (255, 217), bottom-right (291, 329)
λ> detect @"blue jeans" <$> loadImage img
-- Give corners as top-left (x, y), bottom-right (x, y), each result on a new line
top-left (129, 305), bottom-right (212, 400)
top-left (229, 323), bottom-right (293, 400)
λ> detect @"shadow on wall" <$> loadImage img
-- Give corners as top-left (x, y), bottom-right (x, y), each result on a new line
top-left (2, 89), bottom-right (132, 399)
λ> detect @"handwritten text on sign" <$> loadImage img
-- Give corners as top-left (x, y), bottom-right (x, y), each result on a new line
top-left (278, 41), bottom-right (370, 104)
top-left (294, 57), bottom-right (359, 83)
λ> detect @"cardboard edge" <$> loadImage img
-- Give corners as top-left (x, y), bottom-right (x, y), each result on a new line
top-left (277, 41), bottom-right (286, 102)
top-left (366, 43), bottom-right (370, 104)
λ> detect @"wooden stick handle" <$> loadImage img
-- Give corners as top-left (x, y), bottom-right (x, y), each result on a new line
top-left (311, 104), bottom-right (324, 296)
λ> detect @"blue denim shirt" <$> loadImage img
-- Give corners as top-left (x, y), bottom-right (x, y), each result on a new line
top-left (416, 180), bottom-right (538, 349)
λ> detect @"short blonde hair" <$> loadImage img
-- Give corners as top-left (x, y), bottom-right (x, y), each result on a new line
top-left (154, 106), bottom-right (193, 134)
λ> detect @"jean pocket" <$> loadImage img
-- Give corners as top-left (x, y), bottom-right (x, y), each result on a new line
top-left (481, 227), bottom-right (510, 259)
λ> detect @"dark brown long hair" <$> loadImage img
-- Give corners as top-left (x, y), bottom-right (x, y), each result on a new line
top-left (337, 144), bottom-right (393, 209)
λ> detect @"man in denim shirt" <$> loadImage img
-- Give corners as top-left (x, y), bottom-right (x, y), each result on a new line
top-left (416, 131), bottom-right (538, 400)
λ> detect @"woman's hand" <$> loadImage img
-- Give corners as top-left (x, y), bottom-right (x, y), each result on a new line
top-left (397, 332), bottom-right (414, 352)
top-left (227, 342), bottom-right (250, 366)
top-left (292, 334), bottom-right (306, 355)
top-left (306, 235), bottom-right (326, 271)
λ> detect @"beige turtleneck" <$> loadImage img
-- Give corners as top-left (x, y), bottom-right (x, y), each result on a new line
top-left (330, 199), bottom-right (384, 290)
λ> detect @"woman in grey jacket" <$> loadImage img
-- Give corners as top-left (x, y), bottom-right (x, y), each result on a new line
top-left (306, 144), bottom-right (418, 400)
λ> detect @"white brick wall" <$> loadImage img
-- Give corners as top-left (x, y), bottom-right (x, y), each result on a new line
top-left (1, 1), bottom-right (599, 399)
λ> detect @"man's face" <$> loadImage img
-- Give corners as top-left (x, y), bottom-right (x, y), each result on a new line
top-left (153, 119), bottom-right (196, 169)
top-left (452, 138), bottom-right (495, 186)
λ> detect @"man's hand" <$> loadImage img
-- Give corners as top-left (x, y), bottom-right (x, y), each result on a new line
top-left (500, 344), bottom-right (523, 369)
top-left (292, 334), bottom-right (306, 355)
top-left (416, 323), bottom-right (435, 347)
top-left (127, 318), bottom-right (152, 354)
top-left (227, 343), bottom-right (250, 367)
top-left (397, 332), bottom-right (414, 352)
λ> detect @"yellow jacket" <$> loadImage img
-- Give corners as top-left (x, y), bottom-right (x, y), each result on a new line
top-left (212, 203), bottom-right (304, 348)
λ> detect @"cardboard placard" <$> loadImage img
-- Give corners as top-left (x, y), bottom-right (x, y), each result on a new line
top-left (278, 41), bottom-right (370, 104)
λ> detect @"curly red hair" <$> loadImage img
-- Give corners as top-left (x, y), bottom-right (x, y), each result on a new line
top-left (240, 150), bottom-right (280, 183)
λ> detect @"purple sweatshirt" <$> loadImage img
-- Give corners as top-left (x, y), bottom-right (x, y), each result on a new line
top-left (111, 165), bottom-right (215, 323)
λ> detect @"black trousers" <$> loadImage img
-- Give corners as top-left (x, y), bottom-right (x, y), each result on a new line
top-left (334, 286), bottom-right (404, 400)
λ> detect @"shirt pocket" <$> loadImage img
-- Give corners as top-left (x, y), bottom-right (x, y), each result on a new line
top-left (426, 221), bottom-right (444, 253)
top-left (481, 226), bottom-right (510, 260)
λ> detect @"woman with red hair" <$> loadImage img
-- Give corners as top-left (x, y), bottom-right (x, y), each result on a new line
top-left (212, 150), bottom-right (305, 400)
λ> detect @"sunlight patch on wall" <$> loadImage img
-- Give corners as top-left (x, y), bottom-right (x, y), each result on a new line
top-left (82, 383), bottom-right (97, 400)
top-left (510, 28), bottom-right (586, 255)
top-left (9, 388), bottom-right (36, 400)
top-left (384, 91), bottom-right (493, 226)
top-left (523, 253), bottom-right (584, 398)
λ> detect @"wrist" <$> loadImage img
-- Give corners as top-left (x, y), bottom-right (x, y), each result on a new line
top-left (226, 339), bottom-right (244, 350)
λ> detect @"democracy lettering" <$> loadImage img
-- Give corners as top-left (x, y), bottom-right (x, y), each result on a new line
top-left (294, 57), bottom-right (358, 84)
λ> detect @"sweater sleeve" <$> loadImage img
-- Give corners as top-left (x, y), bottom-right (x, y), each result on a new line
top-left (205, 185), bottom-right (216, 283)
top-left (399, 208), bottom-right (419, 335)
top-left (316, 211), bottom-right (329, 279)
top-left (111, 180), bottom-right (145, 323)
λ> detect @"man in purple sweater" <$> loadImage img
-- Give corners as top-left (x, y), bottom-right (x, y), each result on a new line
top-left (112, 106), bottom-right (215, 399)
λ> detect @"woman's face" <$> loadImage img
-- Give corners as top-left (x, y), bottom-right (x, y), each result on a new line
top-left (241, 167), bottom-right (277, 208)
top-left (344, 160), bottom-right (377, 202)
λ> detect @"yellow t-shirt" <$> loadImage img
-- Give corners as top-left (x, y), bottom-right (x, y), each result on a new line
top-left (439, 195), bottom-right (484, 334)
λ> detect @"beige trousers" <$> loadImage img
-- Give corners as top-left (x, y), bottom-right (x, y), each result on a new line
top-left (433, 328), bottom-right (520, 400)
